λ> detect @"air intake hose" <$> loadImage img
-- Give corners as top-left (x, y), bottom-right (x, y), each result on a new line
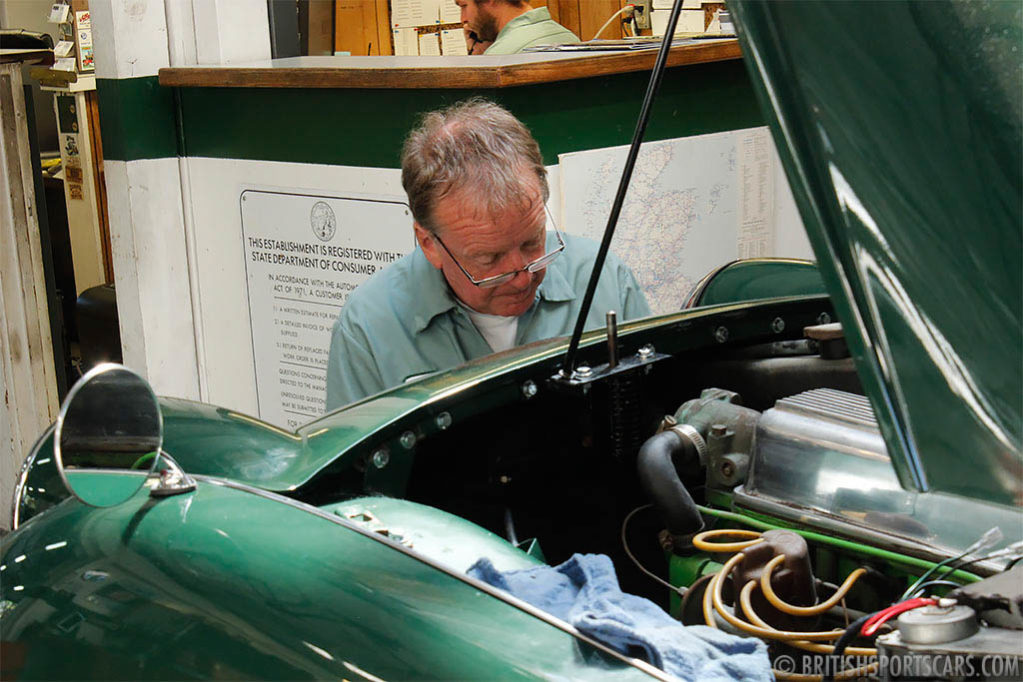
top-left (636, 427), bottom-right (706, 551)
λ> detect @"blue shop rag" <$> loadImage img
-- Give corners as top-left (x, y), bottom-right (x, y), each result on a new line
top-left (467, 553), bottom-right (772, 682)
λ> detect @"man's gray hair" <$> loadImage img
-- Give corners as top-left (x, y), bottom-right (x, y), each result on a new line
top-left (401, 98), bottom-right (549, 233)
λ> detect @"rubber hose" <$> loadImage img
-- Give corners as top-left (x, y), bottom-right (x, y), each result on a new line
top-left (636, 429), bottom-right (705, 549)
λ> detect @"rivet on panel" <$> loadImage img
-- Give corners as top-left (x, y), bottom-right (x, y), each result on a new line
top-left (371, 449), bottom-right (390, 469)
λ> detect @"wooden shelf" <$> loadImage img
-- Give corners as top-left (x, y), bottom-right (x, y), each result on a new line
top-left (159, 40), bottom-right (741, 89)
top-left (0, 49), bottom-right (54, 66)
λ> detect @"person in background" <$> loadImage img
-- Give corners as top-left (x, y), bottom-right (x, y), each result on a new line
top-left (325, 99), bottom-right (649, 410)
top-left (457, 0), bottom-right (580, 55)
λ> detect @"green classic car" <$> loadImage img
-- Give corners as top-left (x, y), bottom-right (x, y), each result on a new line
top-left (3, 1), bottom-right (1020, 680)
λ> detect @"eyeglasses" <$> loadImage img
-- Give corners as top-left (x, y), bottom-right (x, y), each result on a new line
top-left (432, 207), bottom-right (566, 289)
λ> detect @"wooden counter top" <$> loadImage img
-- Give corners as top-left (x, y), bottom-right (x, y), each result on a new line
top-left (159, 39), bottom-right (741, 89)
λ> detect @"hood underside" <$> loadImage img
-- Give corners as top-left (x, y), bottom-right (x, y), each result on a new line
top-left (730, 0), bottom-right (1022, 504)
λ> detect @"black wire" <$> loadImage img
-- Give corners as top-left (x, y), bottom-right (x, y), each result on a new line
top-left (561, 0), bottom-right (686, 375)
top-left (936, 553), bottom-right (1011, 583)
top-left (823, 613), bottom-right (875, 682)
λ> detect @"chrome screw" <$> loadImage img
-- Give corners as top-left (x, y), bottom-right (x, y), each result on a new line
top-left (371, 449), bottom-right (390, 469)
top-left (714, 326), bottom-right (729, 343)
top-left (399, 431), bottom-right (416, 449)
top-left (521, 380), bottom-right (538, 399)
top-left (435, 412), bottom-right (452, 430)
top-left (574, 365), bottom-right (592, 378)
top-left (771, 317), bottom-right (785, 333)
top-left (818, 312), bottom-right (832, 324)
top-left (637, 343), bottom-right (655, 359)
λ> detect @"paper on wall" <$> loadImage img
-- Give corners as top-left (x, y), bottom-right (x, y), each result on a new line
top-left (391, 0), bottom-right (428, 28)
top-left (440, 29), bottom-right (467, 55)
top-left (418, 31), bottom-right (441, 56)
top-left (738, 128), bottom-right (774, 258)
top-left (48, 2), bottom-right (70, 23)
top-left (75, 10), bottom-right (94, 71)
top-left (392, 27), bottom-right (419, 55)
top-left (439, 0), bottom-right (460, 24)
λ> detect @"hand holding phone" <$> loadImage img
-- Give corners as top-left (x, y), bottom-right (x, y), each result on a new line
top-left (463, 28), bottom-right (491, 55)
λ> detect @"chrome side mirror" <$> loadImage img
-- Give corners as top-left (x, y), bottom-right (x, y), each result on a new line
top-left (54, 363), bottom-right (163, 507)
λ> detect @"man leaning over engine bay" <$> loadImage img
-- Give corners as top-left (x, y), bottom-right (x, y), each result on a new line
top-left (324, 99), bottom-right (650, 410)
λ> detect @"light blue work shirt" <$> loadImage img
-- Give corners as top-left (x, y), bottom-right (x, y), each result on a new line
top-left (484, 7), bottom-right (580, 55)
top-left (325, 233), bottom-right (650, 410)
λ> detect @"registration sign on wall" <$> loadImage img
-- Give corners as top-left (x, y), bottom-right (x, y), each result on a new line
top-left (240, 190), bottom-right (414, 429)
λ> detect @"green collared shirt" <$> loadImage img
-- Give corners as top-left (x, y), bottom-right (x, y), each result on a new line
top-left (484, 7), bottom-right (580, 55)
top-left (325, 233), bottom-right (650, 409)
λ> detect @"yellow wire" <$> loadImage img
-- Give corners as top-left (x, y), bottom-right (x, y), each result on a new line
top-left (694, 536), bottom-right (879, 681)
top-left (709, 554), bottom-right (847, 641)
top-left (738, 581), bottom-right (878, 657)
top-left (702, 569), bottom-right (720, 628)
top-left (773, 665), bottom-right (879, 682)
top-left (693, 528), bottom-right (764, 552)
top-left (760, 554), bottom-right (868, 617)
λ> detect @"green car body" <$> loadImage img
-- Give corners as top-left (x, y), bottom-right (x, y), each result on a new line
top-left (3, 0), bottom-right (1020, 679)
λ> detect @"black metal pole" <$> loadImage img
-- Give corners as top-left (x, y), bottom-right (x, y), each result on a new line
top-left (561, 0), bottom-right (686, 376)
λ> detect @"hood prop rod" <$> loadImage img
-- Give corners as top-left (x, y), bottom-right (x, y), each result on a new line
top-left (559, 0), bottom-right (685, 378)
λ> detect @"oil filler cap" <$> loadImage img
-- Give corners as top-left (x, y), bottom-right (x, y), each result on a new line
top-left (898, 604), bottom-right (978, 645)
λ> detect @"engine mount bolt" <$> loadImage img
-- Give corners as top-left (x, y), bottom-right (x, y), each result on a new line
top-left (399, 431), bottom-right (416, 449)
top-left (521, 380), bottom-right (538, 399)
top-left (771, 317), bottom-right (785, 333)
top-left (818, 312), bottom-right (832, 324)
top-left (435, 412), bottom-right (452, 430)
top-left (371, 449), bottom-right (390, 469)
top-left (637, 343), bottom-right (655, 359)
top-left (714, 326), bottom-right (729, 343)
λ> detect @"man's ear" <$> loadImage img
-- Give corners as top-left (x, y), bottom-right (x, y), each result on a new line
top-left (414, 223), bottom-right (444, 270)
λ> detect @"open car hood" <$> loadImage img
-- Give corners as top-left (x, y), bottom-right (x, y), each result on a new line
top-left (730, 0), bottom-right (1021, 505)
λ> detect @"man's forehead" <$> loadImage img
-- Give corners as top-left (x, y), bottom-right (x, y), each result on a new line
top-left (443, 182), bottom-right (543, 224)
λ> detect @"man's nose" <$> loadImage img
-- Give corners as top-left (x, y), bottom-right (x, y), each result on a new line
top-left (506, 248), bottom-right (532, 272)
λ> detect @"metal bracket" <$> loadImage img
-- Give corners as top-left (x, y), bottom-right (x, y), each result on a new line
top-left (549, 344), bottom-right (670, 395)
top-left (148, 451), bottom-right (197, 498)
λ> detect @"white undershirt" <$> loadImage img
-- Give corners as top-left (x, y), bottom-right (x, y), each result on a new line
top-left (464, 306), bottom-right (519, 352)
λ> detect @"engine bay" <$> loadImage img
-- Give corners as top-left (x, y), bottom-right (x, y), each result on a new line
top-left (384, 318), bottom-right (1023, 681)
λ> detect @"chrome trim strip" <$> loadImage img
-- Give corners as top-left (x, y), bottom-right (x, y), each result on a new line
top-left (192, 474), bottom-right (675, 681)
top-left (10, 424), bottom-right (55, 531)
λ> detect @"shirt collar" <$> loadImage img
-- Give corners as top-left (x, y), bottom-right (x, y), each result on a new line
top-left (536, 232), bottom-right (575, 303)
top-left (405, 248), bottom-right (461, 334)
top-left (404, 232), bottom-right (577, 334)
top-left (499, 7), bottom-right (552, 33)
